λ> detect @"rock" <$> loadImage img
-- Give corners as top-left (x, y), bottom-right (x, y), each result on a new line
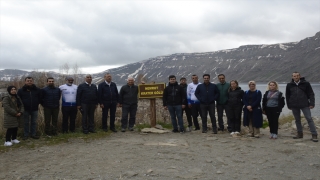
top-left (147, 169), bottom-right (153, 174)
top-left (123, 171), bottom-right (138, 177)
top-left (154, 124), bottom-right (164, 130)
top-left (141, 128), bottom-right (170, 134)
top-left (206, 160), bottom-right (213, 163)
top-left (216, 171), bottom-right (223, 174)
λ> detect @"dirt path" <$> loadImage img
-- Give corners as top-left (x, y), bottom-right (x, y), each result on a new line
top-left (0, 128), bottom-right (319, 180)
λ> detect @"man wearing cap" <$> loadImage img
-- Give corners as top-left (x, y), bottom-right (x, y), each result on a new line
top-left (59, 77), bottom-right (78, 133)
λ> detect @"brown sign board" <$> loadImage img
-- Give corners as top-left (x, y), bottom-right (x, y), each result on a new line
top-left (138, 83), bottom-right (166, 99)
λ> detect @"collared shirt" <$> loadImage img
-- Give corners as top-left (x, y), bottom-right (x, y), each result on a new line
top-left (85, 81), bottom-right (91, 87)
top-left (294, 81), bottom-right (300, 86)
top-left (105, 81), bottom-right (111, 85)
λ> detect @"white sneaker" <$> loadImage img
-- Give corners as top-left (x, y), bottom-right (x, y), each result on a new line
top-left (11, 139), bottom-right (20, 144)
top-left (269, 133), bottom-right (274, 139)
top-left (273, 134), bottom-right (278, 139)
top-left (4, 141), bottom-right (13, 146)
top-left (235, 131), bottom-right (240, 135)
top-left (230, 132), bottom-right (235, 135)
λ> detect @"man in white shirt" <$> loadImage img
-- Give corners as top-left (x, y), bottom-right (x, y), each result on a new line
top-left (59, 77), bottom-right (78, 133)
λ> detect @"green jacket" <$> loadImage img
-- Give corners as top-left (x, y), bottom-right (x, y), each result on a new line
top-left (2, 94), bottom-right (24, 128)
top-left (216, 82), bottom-right (230, 105)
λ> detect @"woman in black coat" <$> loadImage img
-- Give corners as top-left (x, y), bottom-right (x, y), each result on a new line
top-left (262, 81), bottom-right (285, 139)
top-left (226, 80), bottom-right (244, 136)
top-left (243, 81), bottom-right (263, 138)
top-left (2, 86), bottom-right (24, 146)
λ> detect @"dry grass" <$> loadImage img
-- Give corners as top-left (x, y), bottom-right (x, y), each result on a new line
top-left (278, 114), bottom-right (295, 125)
top-left (0, 99), bottom-right (172, 139)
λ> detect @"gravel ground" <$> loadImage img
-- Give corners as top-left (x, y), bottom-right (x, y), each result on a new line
top-left (0, 128), bottom-right (319, 180)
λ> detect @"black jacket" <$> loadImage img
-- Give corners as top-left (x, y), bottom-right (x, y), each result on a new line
top-left (227, 87), bottom-right (244, 106)
top-left (195, 83), bottom-right (219, 105)
top-left (119, 84), bottom-right (138, 105)
top-left (179, 83), bottom-right (188, 105)
top-left (41, 86), bottom-right (61, 108)
top-left (285, 78), bottom-right (315, 108)
top-left (76, 83), bottom-right (98, 105)
top-left (17, 84), bottom-right (41, 111)
top-left (98, 81), bottom-right (119, 104)
top-left (262, 90), bottom-right (285, 112)
top-left (163, 82), bottom-right (186, 106)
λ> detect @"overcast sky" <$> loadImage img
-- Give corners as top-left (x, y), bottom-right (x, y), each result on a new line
top-left (1, 0), bottom-right (319, 74)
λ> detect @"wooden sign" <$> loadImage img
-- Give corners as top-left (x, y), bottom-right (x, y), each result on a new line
top-left (138, 83), bottom-right (166, 99)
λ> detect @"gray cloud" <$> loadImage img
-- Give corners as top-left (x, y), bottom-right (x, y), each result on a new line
top-left (1, 0), bottom-right (319, 73)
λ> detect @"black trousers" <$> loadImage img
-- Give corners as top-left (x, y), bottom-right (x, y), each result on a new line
top-left (6, 127), bottom-right (18, 142)
top-left (121, 104), bottom-right (137, 129)
top-left (190, 104), bottom-right (201, 129)
top-left (81, 103), bottom-right (96, 132)
top-left (226, 105), bottom-right (242, 132)
top-left (102, 102), bottom-right (117, 130)
top-left (62, 106), bottom-right (78, 132)
top-left (182, 105), bottom-right (192, 127)
top-left (200, 103), bottom-right (217, 131)
top-left (265, 107), bottom-right (280, 134)
top-left (216, 104), bottom-right (228, 130)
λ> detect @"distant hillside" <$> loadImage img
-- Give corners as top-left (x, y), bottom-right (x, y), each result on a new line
top-left (93, 31), bottom-right (320, 85)
top-left (1, 32), bottom-right (319, 85)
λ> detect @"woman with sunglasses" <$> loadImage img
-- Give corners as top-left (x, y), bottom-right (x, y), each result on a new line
top-left (243, 81), bottom-right (263, 138)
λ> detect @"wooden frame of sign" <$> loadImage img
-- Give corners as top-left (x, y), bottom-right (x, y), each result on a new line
top-left (138, 83), bottom-right (166, 127)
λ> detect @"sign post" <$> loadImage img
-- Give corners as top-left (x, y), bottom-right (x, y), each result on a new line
top-left (138, 83), bottom-right (166, 127)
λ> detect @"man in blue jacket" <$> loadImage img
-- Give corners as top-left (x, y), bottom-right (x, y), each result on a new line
top-left (195, 74), bottom-right (220, 133)
top-left (98, 73), bottom-right (119, 132)
top-left (76, 74), bottom-right (98, 134)
top-left (17, 77), bottom-right (41, 140)
top-left (41, 77), bottom-right (61, 136)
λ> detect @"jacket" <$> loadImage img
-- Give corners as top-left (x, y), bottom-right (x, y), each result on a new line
top-left (98, 81), bottom-right (119, 104)
top-left (216, 82), bottom-right (230, 105)
top-left (76, 83), bottom-right (98, 105)
top-left (285, 78), bottom-right (315, 108)
top-left (163, 82), bottom-right (186, 106)
top-left (179, 83), bottom-right (188, 105)
top-left (227, 87), bottom-right (244, 106)
top-left (262, 90), bottom-right (285, 112)
top-left (119, 84), bottom-right (138, 105)
top-left (17, 84), bottom-right (41, 111)
top-left (41, 86), bottom-right (61, 108)
top-left (2, 94), bottom-right (24, 128)
top-left (243, 90), bottom-right (263, 128)
top-left (194, 83), bottom-right (220, 105)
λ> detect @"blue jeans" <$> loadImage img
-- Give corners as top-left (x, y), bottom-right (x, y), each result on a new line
top-left (23, 110), bottom-right (38, 137)
top-left (121, 104), bottom-right (138, 129)
top-left (292, 107), bottom-right (318, 135)
top-left (168, 105), bottom-right (184, 131)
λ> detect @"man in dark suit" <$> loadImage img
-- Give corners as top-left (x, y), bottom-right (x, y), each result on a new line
top-left (98, 73), bottom-right (119, 132)
top-left (76, 74), bottom-right (98, 134)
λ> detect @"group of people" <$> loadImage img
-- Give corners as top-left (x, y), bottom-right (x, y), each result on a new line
top-left (162, 72), bottom-right (318, 142)
top-left (2, 73), bottom-right (138, 146)
top-left (2, 71), bottom-right (318, 147)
